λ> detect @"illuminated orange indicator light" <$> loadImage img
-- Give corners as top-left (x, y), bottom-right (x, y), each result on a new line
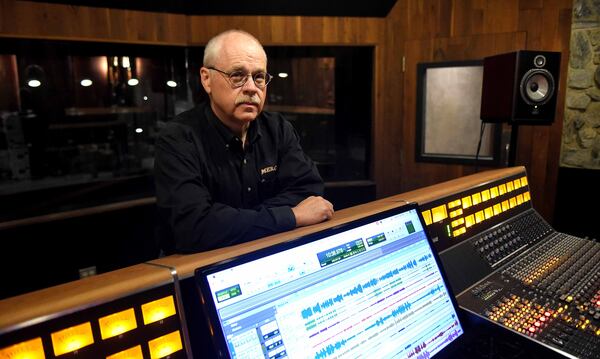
top-left (447, 199), bottom-right (461, 209)
top-left (0, 337), bottom-right (45, 359)
top-left (523, 191), bottom-right (530, 202)
top-left (513, 179), bottom-right (521, 189)
top-left (501, 200), bottom-right (509, 212)
top-left (509, 197), bottom-right (516, 208)
top-left (475, 211), bottom-right (485, 223)
top-left (449, 208), bottom-right (463, 218)
top-left (461, 196), bottom-right (472, 209)
top-left (453, 227), bottom-right (466, 237)
top-left (516, 194), bottom-right (523, 205)
top-left (493, 203), bottom-right (502, 215)
top-left (520, 176), bottom-right (528, 186)
top-left (484, 207), bottom-right (493, 219)
top-left (51, 322), bottom-right (94, 356)
top-left (451, 218), bottom-right (465, 228)
top-left (106, 345), bottom-right (143, 359)
top-left (465, 214), bottom-right (475, 228)
top-left (142, 296), bottom-right (177, 325)
top-left (481, 189), bottom-right (491, 202)
top-left (148, 331), bottom-right (182, 359)
top-left (506, 181), bottom-right (514, 192)
top-left (472, 192), bottom-right (482, 205)
top-left (490, 186), bottom-right (499, 198)
top-left (422, 210), bottom-right (432, 226)
top-left (99, 308), bottom-right (137, 340)
top-left (498, 184), bottom-right (507, 195)
top-left (431, 205), bottom-right (448, 223)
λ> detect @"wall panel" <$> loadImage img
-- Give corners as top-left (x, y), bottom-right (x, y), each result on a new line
top-left (0, 0), bottom-right (573, 226)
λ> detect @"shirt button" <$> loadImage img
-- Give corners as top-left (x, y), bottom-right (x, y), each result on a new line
top-left (243, 158), bottom-right (247, 165)
top-left (225, 144), bottom-right (229, 149)
top-left (247, 187), bottom-right (252, 192)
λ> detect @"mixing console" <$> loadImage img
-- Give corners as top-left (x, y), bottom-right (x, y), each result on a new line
top-left (413, 169), bottom-right (600, 357)
top-left (458, 226), bottom-right (600, 358)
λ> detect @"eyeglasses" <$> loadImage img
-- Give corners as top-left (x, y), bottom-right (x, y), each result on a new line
top-left (207, 67), bottom-right (273, 89)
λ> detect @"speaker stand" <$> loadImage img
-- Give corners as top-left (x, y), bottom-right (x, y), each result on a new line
top-left (508, 124), bottom-right (519, 167)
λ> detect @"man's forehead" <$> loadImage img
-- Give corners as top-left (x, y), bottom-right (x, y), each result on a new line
top-left (217, 35), bottom-right (266, 67)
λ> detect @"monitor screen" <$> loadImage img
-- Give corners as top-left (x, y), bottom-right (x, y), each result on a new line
top-left (195, 203), bottom-right (464, 358)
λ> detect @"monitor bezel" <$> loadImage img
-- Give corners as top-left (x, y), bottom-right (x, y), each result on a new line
top-left (194, 202), bottom-right (467, 358)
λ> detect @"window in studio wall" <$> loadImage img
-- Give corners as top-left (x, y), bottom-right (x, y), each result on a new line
top-left (0, 41), bottom-right (373, 221)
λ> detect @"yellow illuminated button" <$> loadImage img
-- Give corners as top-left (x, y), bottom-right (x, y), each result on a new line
top-left (472, 193), bottom-right (482, 205)
top-left (507, 181), bottom-right (514, 192)
top-left (484, 207), bottom-right (493, 219)
top-left (465, 214), bottom-right (475, 228)
top-left (422, 210), bottom-right (432, 226)
top-left (99, 308), bottom-right (137, 340)
top-left (520, 176), bottom-right (528, 186)
top-left (481, 189), bottom-right (491, 202)
top-left (514, 179), bottom-right (521, 189)
top-left (490, 186), bottom-right (499, 198)
top-left (107, 345), bottom-right (143, 359)
top-left (462, 196), bottom-right (472, 209)
top-left (148, 331), bottom-right (182, 359)
top-left (523, 191), bottom-right (531, 202)
top-left (509, 197), bottom-right (517, 208)
top-left (449, 208), bottom-right (463, 218)
top-left (447, 199), bottom-right (461, 209)
top-left (51, 322), bottom-right (94, 356)
top-left (492, 203), bottom-right (501, 215)
top-left (475, 210), bottom-right (484, 223)
top-left (0, 337), bottom-right (45, 359)
top-left (451, 218), bottom-right (465, 228)
top-left (499, 183), bottom-right (507, 195)
top-left (516, 194), bottom-right (523, 205)
top-left (501, 200), bottom-right (509, 212)
top-left (142, 296), bottom-right (177, 325)
top-left (453, 227), bottom-right (467, 237)
top-left (431, 205), bottom-right (448, 223)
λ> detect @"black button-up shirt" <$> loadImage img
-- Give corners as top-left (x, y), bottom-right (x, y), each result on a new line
top-left (154, 102), bottom-right (324, 253)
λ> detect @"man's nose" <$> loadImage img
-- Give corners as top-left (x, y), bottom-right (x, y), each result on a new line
top-left (241, 75), bottom-right (260, 92)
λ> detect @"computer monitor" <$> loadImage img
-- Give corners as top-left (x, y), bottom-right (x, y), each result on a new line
top-left (195, 203), bottom-right (464, 358)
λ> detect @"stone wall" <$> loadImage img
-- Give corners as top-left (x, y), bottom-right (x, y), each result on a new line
top-left (561, 0), bottom-right (600, 168)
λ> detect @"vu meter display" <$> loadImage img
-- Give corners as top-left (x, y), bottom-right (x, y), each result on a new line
top-left (421, 175), bottom-right (532, 252)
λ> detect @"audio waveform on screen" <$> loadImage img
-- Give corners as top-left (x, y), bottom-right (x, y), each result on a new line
top-left (301, 254), bottom-right (433, 320)
top-left (311, 280), bottom-right (445, 359)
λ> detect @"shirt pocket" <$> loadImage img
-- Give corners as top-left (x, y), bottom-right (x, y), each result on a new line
top-left (258, 163), bottom-right (280, 199)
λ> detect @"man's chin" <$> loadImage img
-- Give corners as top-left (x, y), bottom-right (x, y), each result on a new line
top-left (235, 108), bottom-right (261, 122)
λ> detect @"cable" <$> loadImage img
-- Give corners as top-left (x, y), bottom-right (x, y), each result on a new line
top-left (474, 121), bottom-right (486, 173)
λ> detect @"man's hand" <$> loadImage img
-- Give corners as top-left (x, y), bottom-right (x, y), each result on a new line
top-left (291, 196), bottom-right (334, 227)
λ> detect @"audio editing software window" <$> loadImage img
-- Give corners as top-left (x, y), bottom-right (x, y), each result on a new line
top-left (196, 204), bottom-right (464, 358)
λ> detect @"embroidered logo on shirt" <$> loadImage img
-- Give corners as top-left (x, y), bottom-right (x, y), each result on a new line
top-left (260, 165), bottom-right (278, 175)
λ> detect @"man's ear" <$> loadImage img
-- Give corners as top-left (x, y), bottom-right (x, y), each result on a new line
top-left (200, 67), bottom-right (211, 94)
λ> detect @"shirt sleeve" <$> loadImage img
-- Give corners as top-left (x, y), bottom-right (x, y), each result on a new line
top-left (154, 122), bottom-right (296, 253)
top-left (256, 117), bottom-right (325, 209)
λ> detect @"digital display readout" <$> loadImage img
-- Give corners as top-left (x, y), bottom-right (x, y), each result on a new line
top-left (317, 239), bottom-right (366, 267)
top-left (366, 233), bottom-right (387, 246)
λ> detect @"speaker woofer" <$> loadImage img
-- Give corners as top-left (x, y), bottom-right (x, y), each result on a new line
top-left (519, 68), bottom-right (555, 105)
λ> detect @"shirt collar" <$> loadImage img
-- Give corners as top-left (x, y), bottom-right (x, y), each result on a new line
top-left (204, 104), bottom-right (262, 147)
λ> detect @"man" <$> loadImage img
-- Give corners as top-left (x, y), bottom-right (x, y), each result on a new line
top-left (154, 29), bottom-right (334, 254)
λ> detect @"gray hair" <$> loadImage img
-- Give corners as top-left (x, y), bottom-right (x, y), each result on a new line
top-left (203, 29), bottom-right (266, 67)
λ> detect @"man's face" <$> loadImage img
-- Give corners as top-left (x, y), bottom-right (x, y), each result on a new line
top-left (200, 34), bottom-right (268, 128)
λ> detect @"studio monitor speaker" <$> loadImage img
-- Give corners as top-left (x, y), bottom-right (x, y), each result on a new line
top-left (480, 50), bottom-right (561, 124)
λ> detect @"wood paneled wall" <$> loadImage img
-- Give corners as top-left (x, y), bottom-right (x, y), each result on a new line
top-left (0, 0), bottom-right (573, 224)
